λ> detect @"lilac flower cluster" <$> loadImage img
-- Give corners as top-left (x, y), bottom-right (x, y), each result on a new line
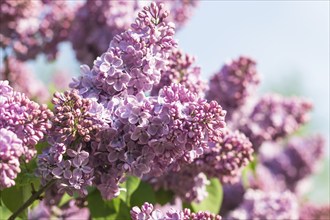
top-left (89, 83), bottom-right (225, 200)
top-left (0, 80), bottom-right (51, 189)
top-left (206, 56), bottom-right (312, 152)
top-left (0, 0), bottom-right (73, 61)
top-left (151, 49), bottom-right (206, 97)
top-left (37, 3), bottom-right (227, 201)
top-left (206, 56), bottom-right (260, 120)
top-left (263, 135), bottom-right (325, 191)
top-left (37, 90), bottom-right (109, 196)
top-left (71, 2), bottom-right (177, 98)
top-left (239, 93), bottom-right (313, 151)
top-left (0, 128), bottom-right (23, 189)
top-left (148, 129), bottom-right (253, 203)
top-left (0, 57), bottom-right (50, 102)
top-left (195, 129), bottom-right (254, 183)
top-left (0, 80), bottom-right (52, 161)
top-left (131, 202), bottom-right (221, 220)
top-left (227, 189), bottom-right (299, 220)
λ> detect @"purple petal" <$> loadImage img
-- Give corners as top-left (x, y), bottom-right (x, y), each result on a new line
top-left (52, 168), bottom-right (63, 177)
top-left (113, 81), bottom-right (124, 91)
top-left (63, 170), bottom-right (72, 179)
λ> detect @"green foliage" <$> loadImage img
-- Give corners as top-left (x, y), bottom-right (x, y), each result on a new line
top-left (154, 188), bottom-right (174, 205)
top-left (118, 176), bottom-right (140, 207)
top-left (184, 178), bottom-right (223, 214)
top-left (35, 141), bottom-right (49, 154)
top-left (0, 205), bottom-right (12, 220)
top-left (1, 184), bottom-right (33, 219)
top-left (87, 189), bottom-right (130, 220)
top-left (130, 181), bottom-right (156, 207)
top-left (58, 193), bottom-right (72, 207)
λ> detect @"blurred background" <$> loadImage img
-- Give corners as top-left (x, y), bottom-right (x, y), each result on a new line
top-left (27, 0), bottom-right (329, 204)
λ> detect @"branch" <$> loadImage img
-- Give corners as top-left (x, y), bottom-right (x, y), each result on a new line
top-left (8, 179), bottom-right (56, 220)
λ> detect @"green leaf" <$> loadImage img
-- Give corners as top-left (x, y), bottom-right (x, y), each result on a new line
top-left (1, 184), bottom-right (33, 219)
top-left (155, 188), bottom-right (174, 205)
top-left (118, 176), bottom-right (140, 206)
top-left (58, 193), bottom-right (72, 207)
top-left (130, 181), bottom-right (156, 207)
top-left (0, 205), bottom-right (12, 220)
top-left (87, 187), bottom-right (120, 219)
top-left (187, 178), bottom-right (223, 214)
top-left (105, 200), bottom-right (131, 220)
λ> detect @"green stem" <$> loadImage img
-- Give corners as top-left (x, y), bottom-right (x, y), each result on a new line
top-left (8, 179), bottom-right (56, 220)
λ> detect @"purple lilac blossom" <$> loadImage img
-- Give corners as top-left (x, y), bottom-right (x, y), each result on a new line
top-left (151, 49), bottom-right (206, 97)
top-left (263, 135), bottom-right (325, 191)
top-left (0, 57), bottom-right (50, 102)
top-left (71, 2), bottom-right (177, 98)
top-left (147, 129), bottom-right (252, 203)
top-left (151, 83), bottom-right (226, 172)
top-left (227, 189), bottom-right (299, 220)
top-left (131, 202), bottom-right (221, 220)
top-left (195, 129), bottom-right (254, 183)
top-left (0, 0), bottom-right (73, 61)
top-left (50, 90), bottom-right (107, 143)
top-left (206, 56), bottom-right (260, 120)
top-left (239, 93), bottom-right (313, 151)
top-left (90, 83), bottom-right (226, 199)
top-left (0, 128), bottom-right (23, 189)
top-left (299, 204), bottom-right (330, 220)
top-left (54, 3), bottom-right (226, 200)
top-left (37, 90), bottom-right (109, 196)
top-left (0, 80), bottom-right (52, 161)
